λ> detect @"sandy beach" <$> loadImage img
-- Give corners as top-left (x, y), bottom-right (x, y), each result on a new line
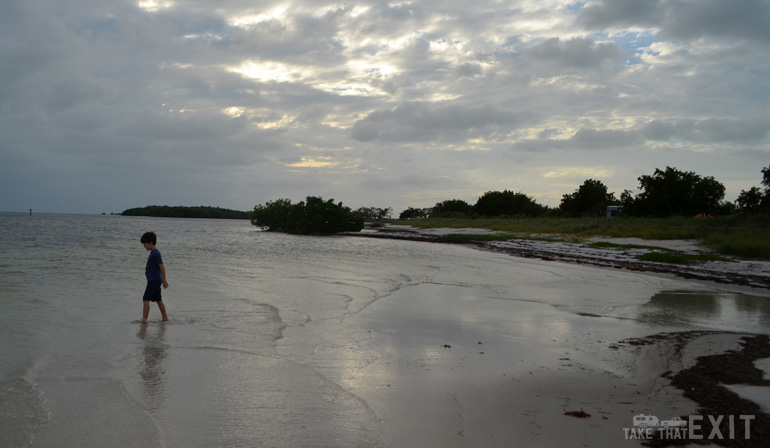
top-left (341, 294), bottom-right (770, 447)
top-left (4, 215), bottom-right (770, 447)
top-left (354, 225), bottom-right (770, 290)
top-left (343, 225), bottom-right (770, 447)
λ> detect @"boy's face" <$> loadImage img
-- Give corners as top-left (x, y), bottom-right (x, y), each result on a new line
top-left (142, 242), bottom-right (155, 251)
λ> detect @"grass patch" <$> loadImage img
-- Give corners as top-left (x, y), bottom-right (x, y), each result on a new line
top-left (703, 231), bottom-right (770, 260)
top-left (638, 252), bottom-right (733, 264)
top-left (391, 215), bottom-right (770, 260)
top-left (443, 233), bottom-right (568, 243)
top-left (589, 242), bottom-right (672, 251)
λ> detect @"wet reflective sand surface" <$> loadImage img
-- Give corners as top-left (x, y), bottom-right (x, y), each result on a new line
top-left (1, 214), bottom-right (768, 447)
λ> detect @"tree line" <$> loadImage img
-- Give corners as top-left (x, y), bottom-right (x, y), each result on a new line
top-left (735, 165), bottom-right (770, 215)
top-left (399, 165), bottom-right (770, 219)
top-left (251, 165), bottom-right (768, 235)
top-left (122, 205), bottom-right (251, 219)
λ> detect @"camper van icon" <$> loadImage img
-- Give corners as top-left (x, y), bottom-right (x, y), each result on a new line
top-left (633, 415), bottom-right (687, 428)
top-left (633, 415), bottom-right (659, 427)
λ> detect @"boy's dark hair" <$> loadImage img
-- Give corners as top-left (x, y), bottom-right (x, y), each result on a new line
top-left (141, 231), bottom-right (157, 245)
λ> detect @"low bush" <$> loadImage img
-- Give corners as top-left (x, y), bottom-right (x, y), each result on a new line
top-left (252, 197), bottom-right (363, 235)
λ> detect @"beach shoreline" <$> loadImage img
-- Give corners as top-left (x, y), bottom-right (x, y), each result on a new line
top-left (7, 215), bottom-right (770, 447)
top-left (345, 326), bottom-right (770, 447)
top-left (342, 226), bottom-right (770, 446)
top-left (619, 332), bottom-right (770, 447)
top-left (349, 225), bottom-right (770, 292)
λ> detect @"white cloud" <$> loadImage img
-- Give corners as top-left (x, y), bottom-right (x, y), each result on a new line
top-left (138, 1), bottom-right (174, 13)
top-left (542, 167), bottom-right (615, 179)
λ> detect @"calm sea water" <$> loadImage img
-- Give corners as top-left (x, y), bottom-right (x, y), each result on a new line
top-left (1, 213), bottom-right (769, 447)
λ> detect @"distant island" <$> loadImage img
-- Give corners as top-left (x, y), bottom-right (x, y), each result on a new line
top-left (121, 205), bottom-right (251, 219)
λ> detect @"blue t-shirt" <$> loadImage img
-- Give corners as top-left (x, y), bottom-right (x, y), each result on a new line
top-left (145, 249), bottom-right (164, 282)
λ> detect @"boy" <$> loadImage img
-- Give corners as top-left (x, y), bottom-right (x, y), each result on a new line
top-left (140, 231), bottom-right (169, 323)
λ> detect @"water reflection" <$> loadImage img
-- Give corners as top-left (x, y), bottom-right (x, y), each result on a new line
top-left (137, 324), bottom-right (168, 412)
top-left (635, 290), bottom-right (770, 331)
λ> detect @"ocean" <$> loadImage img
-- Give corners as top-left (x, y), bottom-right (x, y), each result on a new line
top-left (2, 213), bottom-right (769, 447)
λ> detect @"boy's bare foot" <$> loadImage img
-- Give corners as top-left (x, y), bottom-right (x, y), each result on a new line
top-left (141, 319), bottom-right (148, 325)
top-left (161, 319), bottom-right (169, 322)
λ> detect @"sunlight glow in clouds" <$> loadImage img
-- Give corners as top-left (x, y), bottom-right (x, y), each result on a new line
top-left (138, 1), bottom-right (173, 13)
top-left (229, 61), bottom-right (312, 84)
top-left (221, 106), bottom-right (296, 129)
top-left (542, 167), bottom-right (615, 180)
top-left (229, 6), bottom-right (289, 27)
top-left (230, 58), bottom-right (399, 97)
top-left (285, 157), bottom-right (339, 168)
top-left (229, 60), bottom-right (387, 97)
top-left (255, 114), bottom-right (296, 130)
top-left (639, 41), bottom-right (689, 65)
top-left (222, 107), bottom-right (245, 118)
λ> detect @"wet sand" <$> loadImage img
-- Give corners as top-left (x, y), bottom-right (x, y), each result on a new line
top-left (357, 308), bottom-right (769, 447)
top-left (7, 215), bottom-right (770, 447)
top-left (344, 228), bottom-right (770, 447)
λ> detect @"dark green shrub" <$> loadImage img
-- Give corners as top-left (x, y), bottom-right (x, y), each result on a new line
top-left (250, 196), bottom-right (363, 235)
top-left (252, 198), bottom-right (294, 231)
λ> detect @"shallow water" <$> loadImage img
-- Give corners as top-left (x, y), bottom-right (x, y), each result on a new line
top-left (1, 213), bottom-right (768, 447)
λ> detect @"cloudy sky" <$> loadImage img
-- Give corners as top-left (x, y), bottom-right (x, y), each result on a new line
top-left (2, 0), bottom-right (769, 214)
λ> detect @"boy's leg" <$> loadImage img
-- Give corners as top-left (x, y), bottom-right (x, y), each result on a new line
top-left (157, 301), bottom-right (169, 322)
top-left (142, 300), bottom-right (150, 323)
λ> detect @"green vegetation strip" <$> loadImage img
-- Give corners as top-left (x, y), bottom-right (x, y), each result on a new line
top-left (444, 234), bottom-right (518, 242)
top-left (443, 233), bottom-right (573, 243)
top-left (638, 252), bottom-right (733, 265)
top-left (588, 242), bottom-right (671, 251)
top-left (391, 216), bottom-right (770, 260)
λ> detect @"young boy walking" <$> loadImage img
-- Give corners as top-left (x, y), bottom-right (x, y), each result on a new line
top-left (141, 231), bottom-right (169, 323)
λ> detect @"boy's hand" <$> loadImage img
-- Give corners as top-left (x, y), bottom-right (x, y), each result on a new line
top-left (162, 281), bottom-right (169, 289)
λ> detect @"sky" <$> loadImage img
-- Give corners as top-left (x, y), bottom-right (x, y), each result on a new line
top-left (1, 0), bottom-right (769, 215)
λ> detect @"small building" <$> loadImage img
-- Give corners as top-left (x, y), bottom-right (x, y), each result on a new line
top-left (606, 206), bottom-right (622, 218)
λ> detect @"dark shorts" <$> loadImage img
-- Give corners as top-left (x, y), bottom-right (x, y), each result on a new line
top-left (143, 281), bottom-right (163, 302)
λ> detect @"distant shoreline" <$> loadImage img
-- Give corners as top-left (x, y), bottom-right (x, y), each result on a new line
top-left (121, 205), bottom-right (251, 220)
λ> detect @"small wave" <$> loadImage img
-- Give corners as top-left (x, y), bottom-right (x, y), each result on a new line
top-left (0, 377), bottom-right (49, 447)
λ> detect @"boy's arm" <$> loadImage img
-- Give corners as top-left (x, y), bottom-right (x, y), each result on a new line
top-left (160, 263), bottom-right (169, 289)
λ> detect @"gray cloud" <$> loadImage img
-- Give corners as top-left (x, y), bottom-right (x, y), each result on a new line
top-left (578, 0), bottom-right (665, 28)
top-left (643, 118), bottom-right (770, 144)
top-left (1, 0), bottom-right (768, 213)
top-left (664, 0), bottom-right (770, 43)
top-left (513, 128), bottom-right (641, 152)
top-left (516, 118), bottom-right (770, 154)
top-left (579, 0), bottom-right (770, 43)
top-left (527, 37), bottom-right (623, 70)
top-left (351, 102), bottom-right (531, 143)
